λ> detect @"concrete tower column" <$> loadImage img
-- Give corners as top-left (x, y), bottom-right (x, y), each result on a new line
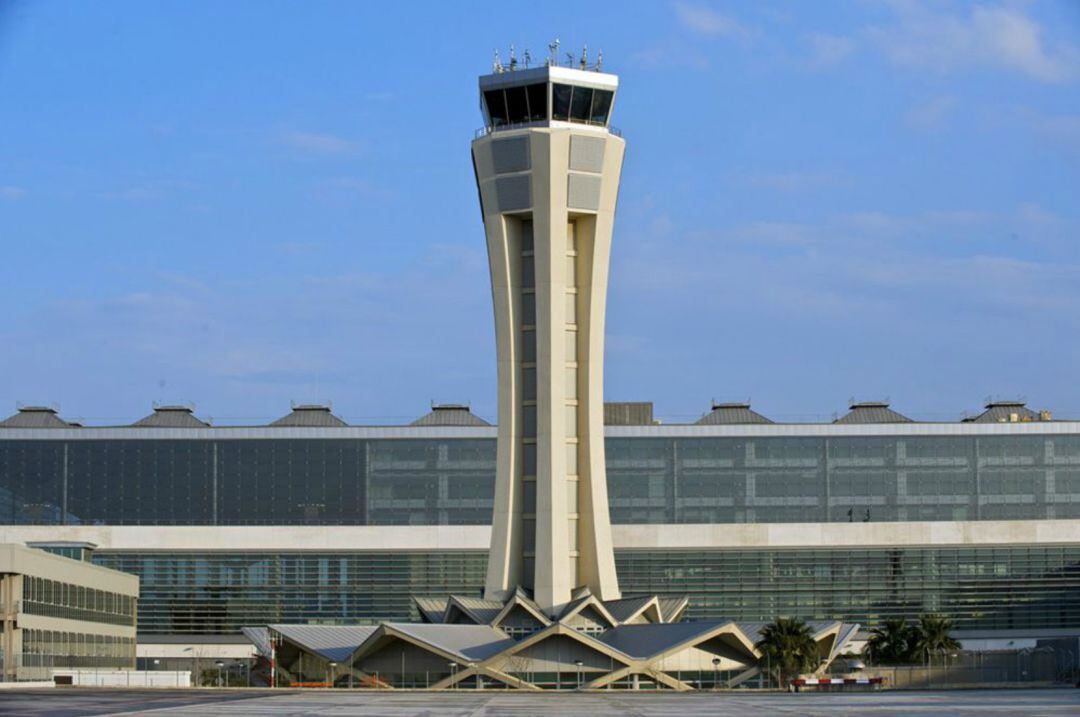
top-left (472, 65), bottom-right (623, 613)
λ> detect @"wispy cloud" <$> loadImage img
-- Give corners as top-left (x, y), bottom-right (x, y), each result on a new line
top-left (866, 2), bottom-right (1077, 83)
top-left (0, 185), bottom-right (26, 200)
top-left (673, 2), bottom-right (749, 39)
top-left (905, 96), bottom-right (957, 131)
top-left (807, 33), bottom-right (855, 70)
top-left (279, 131), bottom-right (363, 156)
top-left (630, 42), bottom-right (709, 70)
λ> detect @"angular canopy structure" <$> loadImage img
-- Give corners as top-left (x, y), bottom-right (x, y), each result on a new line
top-left (259, 612), bottom-right (857, 691)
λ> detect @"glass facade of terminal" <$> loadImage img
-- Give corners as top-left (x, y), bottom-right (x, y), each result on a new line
top-left (93, 551), bottom-right (487, 635)
top-left (90, 546), bottom-right (1080, 635)
top-left (1, 434), bottom-right (1079, 525)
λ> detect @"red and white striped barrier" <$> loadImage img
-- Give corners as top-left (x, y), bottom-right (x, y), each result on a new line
top-left (790, 677), bottom-right (884, 690)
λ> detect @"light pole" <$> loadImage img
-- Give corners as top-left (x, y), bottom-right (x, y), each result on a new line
top-left (574, 659), bottom-right (584, 690)
top-left (215, 660), bottom-right (225, 688)
top-left (712, 657), bottom-right (720, 690)
top-left (924, 643), bottom-right (933, 691)
top-left (449, 661), bottom-right (458, 689)
top-left (328, 661), bottom-right (337, 689)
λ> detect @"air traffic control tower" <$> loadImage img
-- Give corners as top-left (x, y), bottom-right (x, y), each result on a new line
top-left (472, 59), bottom-right (624, 613)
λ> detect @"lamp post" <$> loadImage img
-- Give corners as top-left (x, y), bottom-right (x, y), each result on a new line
top-left (574, 659), bottom-right (584, 690)
top-left (448, 661), bottom-right (458, 689)
top-left (215, 660), bottom-right (225, 688)
top-left (328, 661), bottom-right (337, 689)
top-left (926, 647), bottom-right (931, 688)
top-left (712, 657), bottom-right (720, 690)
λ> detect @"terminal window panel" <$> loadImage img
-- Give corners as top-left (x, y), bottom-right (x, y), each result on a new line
top-left (615, 545), bottom-right (1080, 632)
top-left (2, 433), bottom-right (1080, 525)
top-left (93, 551), bottom-right (488, 635)
top-left (87, 545), bottom-right (1080, 635)
top-left (0, 440), bottom-right (64, 524)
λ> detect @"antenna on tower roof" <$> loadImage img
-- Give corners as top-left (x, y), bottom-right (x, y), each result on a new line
top-left (509, 44), bottom-right (517, 71)
top-left (597, 50), bottom-right (603, 71)
top-left (548, 38), bottom-right (560, 67)
top-left (524, 49), bottom-right (531, 68)
top-left (565, 52), bottom-right (575, 67)
top-left (493, 48), bottom-right (502, 73)
top-left (580, 44), bottom-right (588, 70)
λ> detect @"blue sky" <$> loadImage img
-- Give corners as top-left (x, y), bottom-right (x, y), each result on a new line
top-left (1, 0), bottom-right (1078, 425)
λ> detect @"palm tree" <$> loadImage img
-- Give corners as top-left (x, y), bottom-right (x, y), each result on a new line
top-left (755, 618), bottom-right (819, 687)
top-left (910, 614), bottom-right (961, 665)
top-left (864, 618), bottom-right (914, 665)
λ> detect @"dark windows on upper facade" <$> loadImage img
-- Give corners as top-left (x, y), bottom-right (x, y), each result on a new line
top-left (484, 83), bottom-right (613, 129)
top-left (484, 83), bottom-right (548, 127)
top-left (552, 84), bottom-right (612, 126)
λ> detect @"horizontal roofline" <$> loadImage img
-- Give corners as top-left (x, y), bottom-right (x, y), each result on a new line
top-left (1, 420), bottom-right (1079, 440)
top-left (479, 65), bottom-right (618, 91)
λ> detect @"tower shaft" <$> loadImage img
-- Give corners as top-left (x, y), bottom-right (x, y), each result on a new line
top-left (473, 90), bottom-right (624, 612)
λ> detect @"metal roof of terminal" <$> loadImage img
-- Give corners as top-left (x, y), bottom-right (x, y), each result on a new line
top-left (598, 621), bottom-right (738, 659)
top-left (968, 400), bottom-right (1042, 423)
top-left (0, 406), bottom-right (75, 428)
top-left (381, 623), bottom-right (516, 661)
top-left (834, 401), bottom-right (912, 424)
top-left (268, 624), bottom-right (378, 662)
top-left (270, 404), bottom-right (348, 427)
top-left (695, 402), bottom-right (773, 425)
top-left (132, 405), bottom-right (209, 428)
top-left (410, 404), bottom-right (491, 427)
top-left (241, 626), bottom-right (272, 659)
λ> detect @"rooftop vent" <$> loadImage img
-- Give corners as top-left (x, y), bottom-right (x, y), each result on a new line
top-left (270, 402), bottom-right (348, 428)
top-left (695, 401), bottom-right (773, 425)
top-left (411, 403), bottom-right (491, 427)
top-left (968, 398), bottom-right (1043, 423)
top-left (834, 400), bottom-right (912, 424)
top-left (132, 403), bottom-right (210, 428)
top-left (604, 402), bottom-right (655, 426)
top-left (0, 405), bottom-right (75, 429)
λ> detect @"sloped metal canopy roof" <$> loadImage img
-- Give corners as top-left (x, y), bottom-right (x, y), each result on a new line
top-left (658, 596), bottom-right (690, 623)
top-left (445, 595), bottom-right (505, 625)
top-left (410, 405), bottom-right (491, 427)
top-left (382, 623), bottom-right (515, 661)
top-left (834, 402), bottom-right (912, 424)
top-left (415, 596), bottom-right (450, 623)
top-left (696, 402), bottom-right (773, 425)
top-left (736, 619), bottom-right (840, 646)
top-left (241, 626), bottom-right (272, 659)
top-left (0, 406), bottom-right (73, 428)
top-left (598, 621), bottom-right (740, 659)
top-left (270, 405), bottom-right (348, 427)
top-left (132, 405), bottom-right (209, 428)
top-left (602, 595), bottom-right (657, 623)
top-left (269, 624), bottom-right (378, 663)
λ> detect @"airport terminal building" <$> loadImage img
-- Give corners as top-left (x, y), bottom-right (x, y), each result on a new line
top-left (0, 399), bottom-right (1078, 656)
top-left (2, 60), bottom-right (1078, 676)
